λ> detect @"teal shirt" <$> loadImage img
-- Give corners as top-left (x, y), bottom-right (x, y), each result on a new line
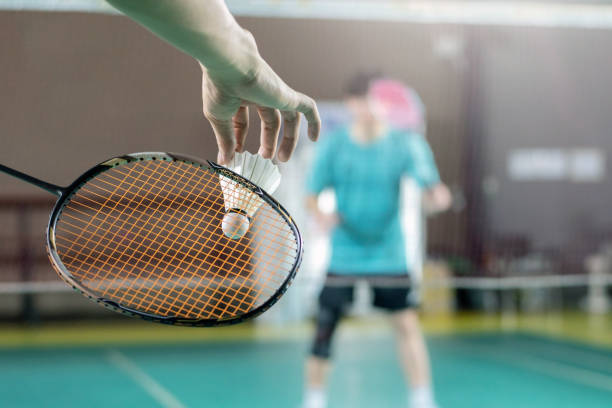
top-left (306, 127), bottom-right (440, 274)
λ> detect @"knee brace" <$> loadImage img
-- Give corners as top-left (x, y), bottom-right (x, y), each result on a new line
top-left (310, 306), bottom-right (342, 359)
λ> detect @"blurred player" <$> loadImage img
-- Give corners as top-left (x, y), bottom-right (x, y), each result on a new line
top-left (301, 73), bottom-right (451, 408)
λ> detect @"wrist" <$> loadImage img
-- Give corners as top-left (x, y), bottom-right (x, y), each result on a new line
top-left (200, 28), bottom-right (262, 83)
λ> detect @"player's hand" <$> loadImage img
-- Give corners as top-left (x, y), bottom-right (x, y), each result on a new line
top-left (313, 212), bottom-right (340, 233)
top-left (422, 183), bottom-right (452, 215)
top-left (201, 34), bottom-right (320, 165)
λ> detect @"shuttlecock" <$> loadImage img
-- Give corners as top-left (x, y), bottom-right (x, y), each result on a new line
top-left (219, 152), bottom-right (281, 239)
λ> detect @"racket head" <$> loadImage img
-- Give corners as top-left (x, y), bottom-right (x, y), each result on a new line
top-left (46, 152), bottom-right (302, 326)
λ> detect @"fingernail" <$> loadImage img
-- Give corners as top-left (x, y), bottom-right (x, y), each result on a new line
top-left (258, 147), bottom-right (272, 159)
top-left (308, 125), bottom-right (319, 141)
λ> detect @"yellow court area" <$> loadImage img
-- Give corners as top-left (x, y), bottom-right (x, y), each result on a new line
top-left (1, 312), bottom-right (611, 349)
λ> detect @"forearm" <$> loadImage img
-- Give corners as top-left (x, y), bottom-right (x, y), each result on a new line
top-left (106, 0), bottom-right (259, 79)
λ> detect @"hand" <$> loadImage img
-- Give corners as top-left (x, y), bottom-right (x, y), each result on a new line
top-left (313, 212), bottom-right (340, 233)
top-left (105, 0), bottom-right (320, 164)
top-left (201, 36), bottom-right (320, 164)
top-left (422, 183), bottom-right (452, 215)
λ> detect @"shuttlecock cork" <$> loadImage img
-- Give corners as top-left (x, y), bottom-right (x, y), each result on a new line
top-left (220, 151), bottom-right (281, 239)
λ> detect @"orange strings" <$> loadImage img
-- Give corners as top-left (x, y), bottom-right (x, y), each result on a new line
top-left (53, 159), bottom-right (298, 320)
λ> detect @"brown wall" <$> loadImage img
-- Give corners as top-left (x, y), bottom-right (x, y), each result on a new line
top-left (473, 25), bottom-right (612, 263)
top-left (1, 11), bottom-right (209, 194)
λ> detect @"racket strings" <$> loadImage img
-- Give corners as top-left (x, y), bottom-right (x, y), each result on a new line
top-left (60, 187), bottom-right (294, 255)
top-left (55, 205), bottom-right (293, 316)
top-left (59, 165), bottom-right (296, 276)
top-left (71, 163), bottom-right (294, 240)
top-left (61, 163), bottom-right (292, 318)
top-left (53, 159), bottom-right (298, 320)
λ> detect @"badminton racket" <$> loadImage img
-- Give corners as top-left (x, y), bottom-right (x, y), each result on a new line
top-left (0, 152), bottom-right (302, 326)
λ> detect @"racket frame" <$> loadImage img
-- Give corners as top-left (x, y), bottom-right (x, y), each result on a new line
top-left (44, 152), bottom-right (303, 326)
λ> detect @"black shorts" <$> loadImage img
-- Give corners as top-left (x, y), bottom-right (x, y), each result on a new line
top-left (318, 273), bottom-right (418, 312)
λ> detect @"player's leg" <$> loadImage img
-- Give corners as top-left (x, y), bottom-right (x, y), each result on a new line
top-left (392, 309), bottom-right (437, 408)
top-left (373, 283), bottom-right (438, 408)
top-left (303, 307), bottom-right (339, 408)
top-left (302, 281), bottom-right (352, 408)
top-left (305, 305), bottom-right (341, 388)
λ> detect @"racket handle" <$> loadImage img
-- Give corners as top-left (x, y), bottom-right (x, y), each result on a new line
top-left (0, 163), bottom-right (63, 196)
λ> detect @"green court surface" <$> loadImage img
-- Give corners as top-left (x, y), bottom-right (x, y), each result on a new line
top-left (1, 327), bottom-right (611, 408)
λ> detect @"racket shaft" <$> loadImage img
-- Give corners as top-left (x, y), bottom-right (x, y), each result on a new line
top-left (0, 164), bottom-right (63, 196)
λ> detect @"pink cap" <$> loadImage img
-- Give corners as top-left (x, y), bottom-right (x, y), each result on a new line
top-left (369, 79), bottom-right (425, 132)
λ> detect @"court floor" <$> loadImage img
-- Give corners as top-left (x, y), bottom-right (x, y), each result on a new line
top-left (1, 314), bottom-right (611, 408)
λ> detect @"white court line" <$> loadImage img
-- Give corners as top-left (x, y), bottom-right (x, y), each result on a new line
top-left (455, 343), bottom-right (612, 393)
top-left (106, 349), bottom-right (187, 408)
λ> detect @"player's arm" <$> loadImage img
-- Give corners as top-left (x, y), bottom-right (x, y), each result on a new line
top-left (304, 132), bottom-right (339, 230)
top-left (404, 133), bottom-right (452, 214)
top-left (106, 0), bottom-right (320, 163)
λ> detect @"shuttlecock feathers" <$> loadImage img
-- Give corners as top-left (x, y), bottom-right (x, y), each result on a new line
top-left (219, 152), bottom-right (281, 239)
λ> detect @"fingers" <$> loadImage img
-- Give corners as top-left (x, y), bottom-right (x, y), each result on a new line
top-left (233, 105), bottom-right (249, 153)
top-left (202, 60), bottom-right (320, 163)
top-left (202, 70), bottom-right (241, 164)
top-left (277, 110), bottom-right (301, 162)
top-left (238, 63), bottom-right (320, 144)
top-left (270, 87), bottom-right (320, 143)
top-left (256, 90), bottom-right (319, 161)
top-left (256, 106), bottom-right (281, 159)
top-left (293, 93), bottom-right (321, 142)
top-left (207, 116), bottom-right (235, 165)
